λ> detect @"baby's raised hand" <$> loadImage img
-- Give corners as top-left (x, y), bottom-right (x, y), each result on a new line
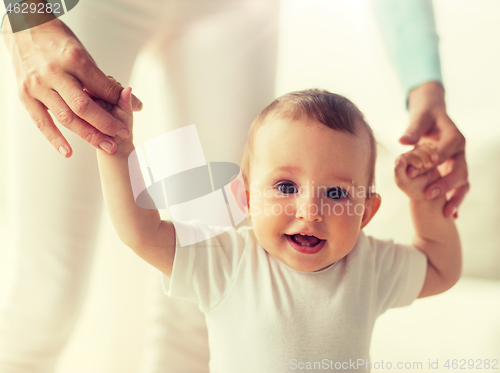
top-left (395, 143), bottom-right (441, 201)
top-left (92, 84), bottom-right (134, 153)
top-left (110, 87), bottom-right (133, 140)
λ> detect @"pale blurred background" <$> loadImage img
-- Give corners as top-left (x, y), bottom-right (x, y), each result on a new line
top-left (0, 0), bottom-right (499, 372)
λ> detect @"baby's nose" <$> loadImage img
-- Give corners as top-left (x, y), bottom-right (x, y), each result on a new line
top-left (295, 195), bottom-right (323, 222)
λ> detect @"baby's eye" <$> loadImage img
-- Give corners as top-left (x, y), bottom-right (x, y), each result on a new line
top-left (275, 182), bottom-right (298, 194)
top-left (325, 187), bottom-right (348, 200)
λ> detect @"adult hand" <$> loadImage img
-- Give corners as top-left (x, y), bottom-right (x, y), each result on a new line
top-left (401, 81), bottom-right (469, 218)
top-left (2, 14), bottom-right (143, 157)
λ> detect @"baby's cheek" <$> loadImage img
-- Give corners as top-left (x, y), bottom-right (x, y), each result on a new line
top-left (248, 191), bottom-right (265, 216)
top-left (324, 198), bottom-right (365, 219)
top-left (325, 218), bottom-right (360, 261)
top-left (339, 220), bottom-right (363, 250)
top-left (248, 198), bottom-right (261, 217)
top-left (332, 204), bottom-right (365, 237)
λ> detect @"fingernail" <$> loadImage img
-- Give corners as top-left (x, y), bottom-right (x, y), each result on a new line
top-left (451, 205), bottom-right (458, 215)
top-left (58, 146), bottom-right (68, 157)
top-left (403, 132), bottom-right (416, 141)
top-left (409, 168), bottom-right (419, 178)
top-left (99, 141), bottom-right (112, 153)
top-left (116, 128), bottom-right (130, 139)
top-left (430, 187), bottom-right (441, 198)
top-left (431, 153), bottom-right (439, 162)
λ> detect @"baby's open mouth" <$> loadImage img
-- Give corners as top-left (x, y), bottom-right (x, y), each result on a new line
top-left (286, 234), bottom-right (323, 247)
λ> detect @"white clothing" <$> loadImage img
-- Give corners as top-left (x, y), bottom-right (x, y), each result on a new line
top-left (0, 1), bottom-right (279, 372)
top-left (164, 221), bottom-right (427, 373)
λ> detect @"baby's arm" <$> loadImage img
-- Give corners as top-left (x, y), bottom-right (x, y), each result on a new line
top-left (96, 88), bottom-right (175, 276)
top-left (395, 144), bottom-right (462, 298)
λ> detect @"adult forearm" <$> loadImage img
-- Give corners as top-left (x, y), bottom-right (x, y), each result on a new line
top-left (372, 0), bottom-right (442, 99)
top-left (408, 81), bottom-right (446, 114)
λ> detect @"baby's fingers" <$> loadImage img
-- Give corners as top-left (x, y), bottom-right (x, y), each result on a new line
top-left (117, 87), bottom-right (133, 115)
top-left (396, 154), bottom-right (440, 199)
top-left (394, 155), bottom-right (409, 187)
top-left (405, 147), bottom-right (436, 168)
top-left (106, 77), bottom-right (142, 111)
top-left (111, 105), bottom-right (132, 129)
top-left (404, 146), bottom-right (438, 177)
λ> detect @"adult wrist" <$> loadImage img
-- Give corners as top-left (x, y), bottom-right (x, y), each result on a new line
top-left (408, 81), bottom-right (446, 114)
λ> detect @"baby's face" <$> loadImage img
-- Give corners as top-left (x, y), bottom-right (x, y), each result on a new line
top-left (247, 117), bottom-right (375, 272)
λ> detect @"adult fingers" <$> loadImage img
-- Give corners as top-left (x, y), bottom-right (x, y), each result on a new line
top-left (71, 58), bottom-right (123, 105)
top-left (443, 183), bottom-right (470, 218)
top-left (425, 167), bottom-right (441, 186)
top-left (131, 93), bottom-right (143, 112)
top-left (92, 97), bottom-right (114, 114)
top-left (399, 112), bottom-right (433, 145)
top-left (432, 115), bottom-right (466, 165)
top-left (424, 153), bottom-right (468, 200)
top-left (20, 94), bottom-right (73, 158)
top-left (42, 90), bottom-right (120, 154)
top-left (89, 92), bottom-right (137, 120)
top-left (105, 75), bottom-right (142, 111)
top-left (54, 75), bottom-right (131, 140)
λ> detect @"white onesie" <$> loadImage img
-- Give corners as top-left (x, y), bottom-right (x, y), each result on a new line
top-left (163, 220), bottom-right (427, 373)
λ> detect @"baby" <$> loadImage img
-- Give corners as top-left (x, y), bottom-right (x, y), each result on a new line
top-left (96, 88), bottom-right (461, 372)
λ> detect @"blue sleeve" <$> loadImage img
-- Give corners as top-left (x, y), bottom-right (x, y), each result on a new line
top-left (372, 0), bottom-right (443, 104)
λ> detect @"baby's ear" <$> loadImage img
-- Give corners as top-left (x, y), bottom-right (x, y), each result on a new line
top-left (360, 192), bottom-right (381, 229)
top-left (229, 174), bottom-right (249, 216)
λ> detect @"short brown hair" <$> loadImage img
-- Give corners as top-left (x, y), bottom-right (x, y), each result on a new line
top-left (241, 89), bottom-right (377, 189)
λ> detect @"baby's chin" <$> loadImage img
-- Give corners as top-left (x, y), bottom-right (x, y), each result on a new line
top-left (296, 261), bottom-right (337, 273)
top-left (267, 250), bottom-right (338, 273)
